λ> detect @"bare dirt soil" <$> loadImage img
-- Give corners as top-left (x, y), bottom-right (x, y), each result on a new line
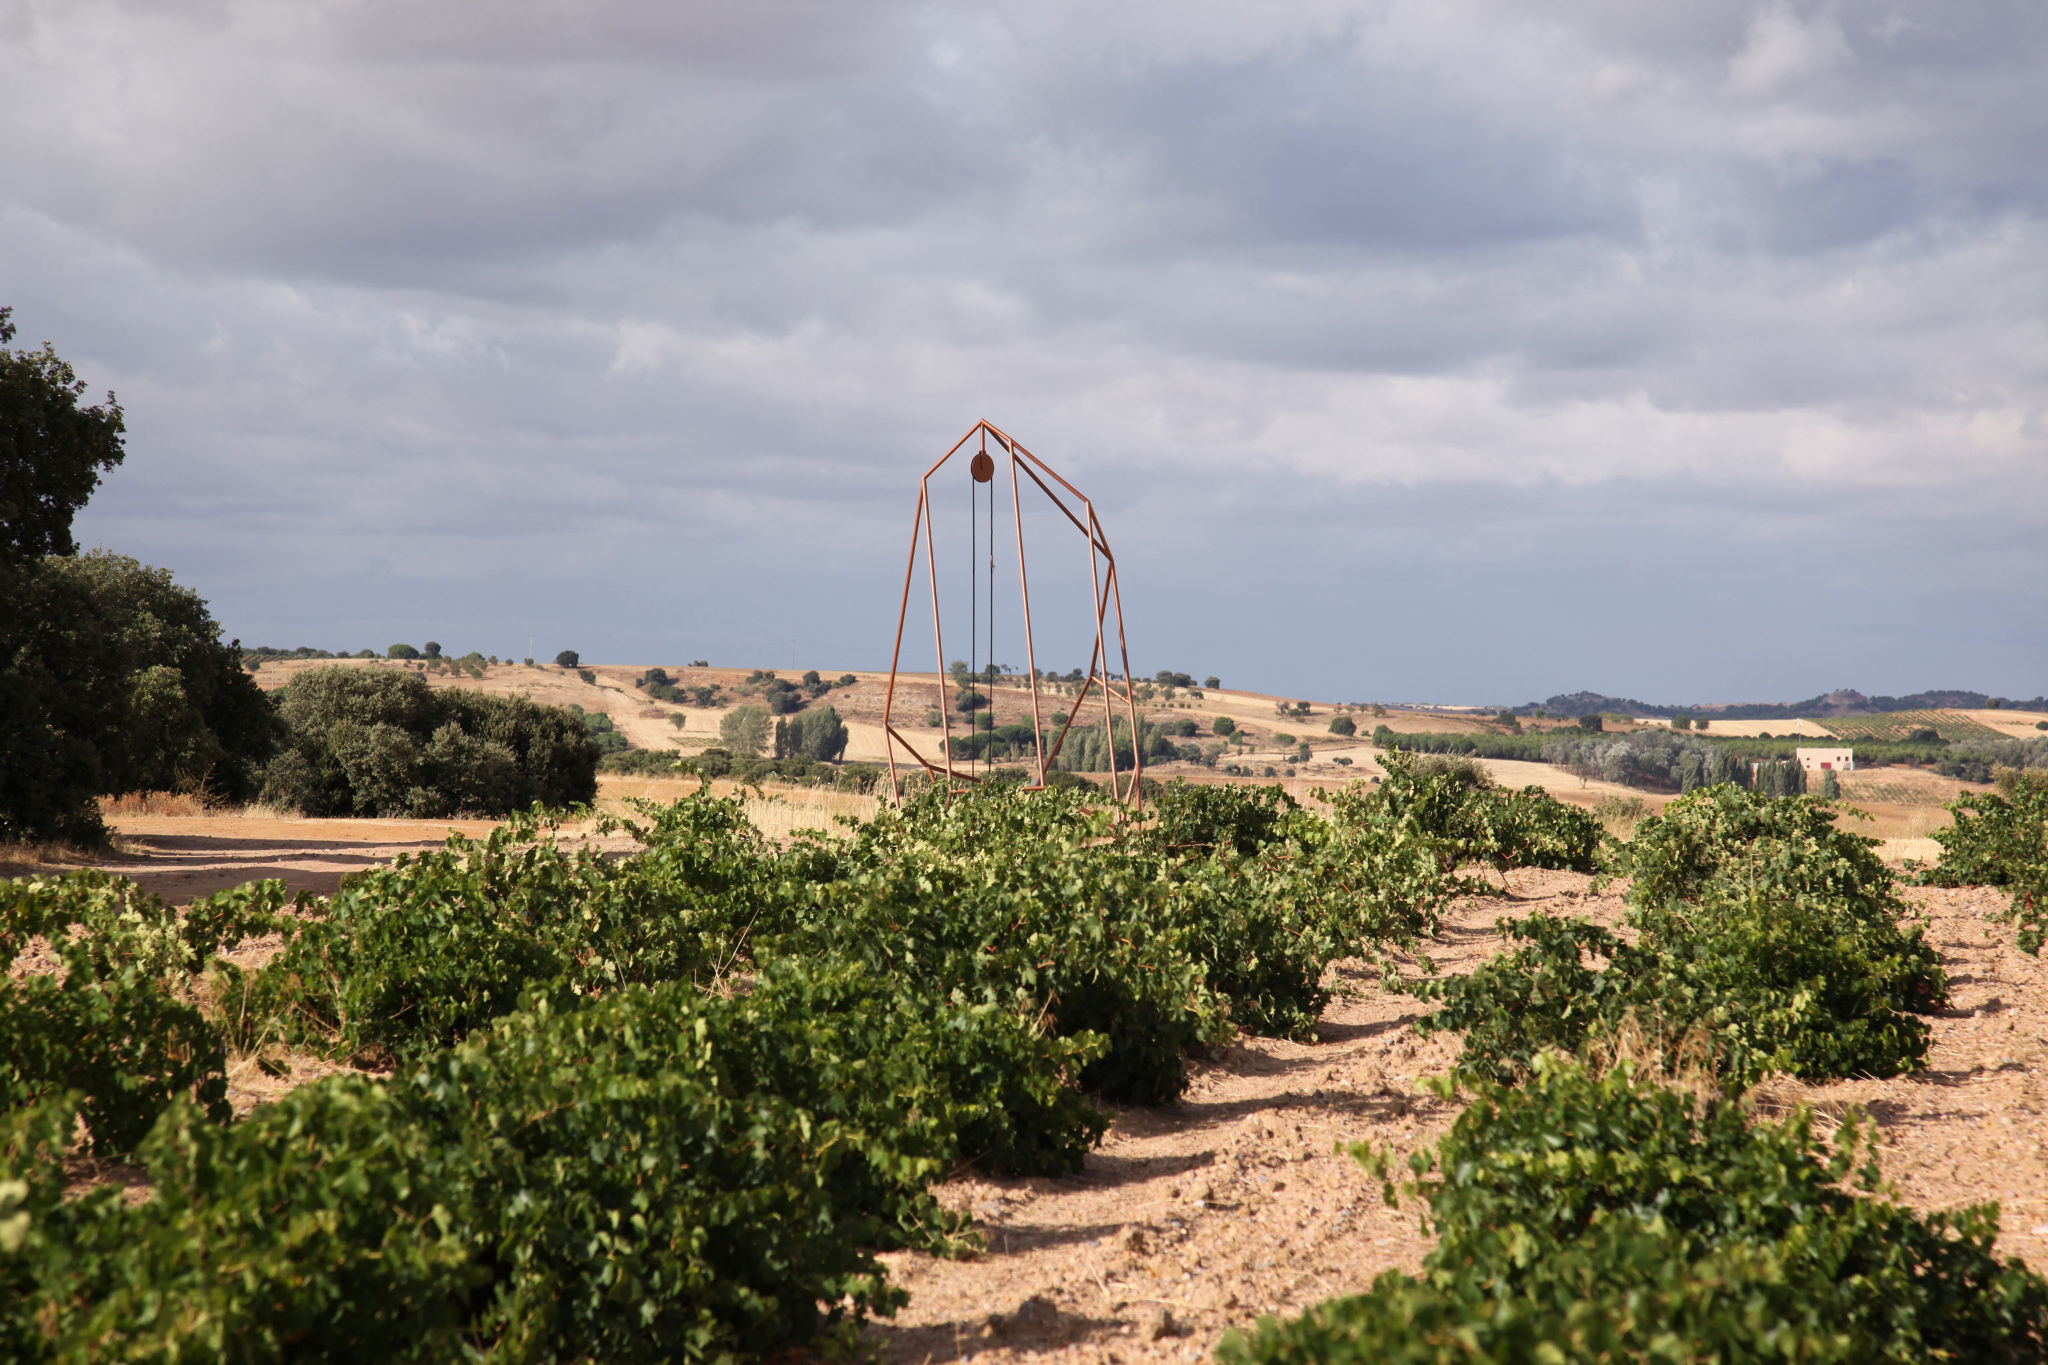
top-left (73, 812), bottom-right (504, 905)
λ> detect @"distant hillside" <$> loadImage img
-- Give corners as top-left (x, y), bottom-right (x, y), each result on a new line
top-left (1518, 688), bottom-right (2048, 720)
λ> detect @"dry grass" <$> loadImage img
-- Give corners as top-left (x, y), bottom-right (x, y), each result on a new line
top-left (1590, 794), bottom-right (1653, 838)
top-left (594, 775), bottom-right (881, 842)
top-left (0, 839), bottom-right (111, 878)
top-left (745, 787), bottom-right (884, 840)
top-left (1877, 836), bottom-right (1943, 866)
top-left (98, 791), bottom-right (215, 818)
top-left (1840, 802), bottom-right (1954, 843)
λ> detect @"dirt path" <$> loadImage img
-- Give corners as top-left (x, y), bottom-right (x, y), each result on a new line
top-left (89, 813), bottom-right (504, 905)
top-left (864, 872), bottom-right (1617, 1361)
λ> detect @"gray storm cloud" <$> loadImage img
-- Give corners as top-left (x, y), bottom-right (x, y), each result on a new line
top-left (1, 0), bottom-right (2041, 700)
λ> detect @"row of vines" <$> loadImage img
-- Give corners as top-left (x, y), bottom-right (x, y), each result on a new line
top-left (0, 756), bottom-right (1596, 1361)
top-left (1230, 773), bottom-right (2048, 1361)
top-left (4, 761), bottom-right (2042, 1359)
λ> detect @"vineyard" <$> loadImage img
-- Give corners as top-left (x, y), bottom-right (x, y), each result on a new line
top-left (1818, 709), bottom-right (2013, 745)
top-left (4, 763), bottom-right (2048, 1360)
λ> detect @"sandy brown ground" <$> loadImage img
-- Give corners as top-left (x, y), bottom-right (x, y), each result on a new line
top-left (73, 811), bottom-right (504, 905)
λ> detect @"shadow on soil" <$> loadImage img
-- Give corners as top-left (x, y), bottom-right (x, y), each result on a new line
top-left (869, 1305), bottom-right (1131, 1362)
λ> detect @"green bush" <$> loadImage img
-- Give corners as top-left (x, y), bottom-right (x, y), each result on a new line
top-left (598, 748), bottom-right (685, 776)
top-left (386, 643), bottom-right (419, 659)
top-left (1618, 786), bottom-right (1900, 922)
top-left (776, 705), bottom-right (849, 762)
top-left (732, 960), bottom-right (1109, 1180)
top-left (1225, 1057), bottom-right (2048, 1363)
top-left (1415, 786), bottom-right (1947, 1085)
top-left (261, 667), bottom-right (597, 818)
top-left (4, 977), bottom-right (964, 1363)
top-left (235, 803), bottom-right (773, 1062)
top-left (781, 781), bottom-right (1450, 1099)
top-left (1327, 715), bottom-right (1356, 736)
top-left (572, 704), bottom-right (628, 754)
top-left (720, 704), bottom-right (771, 756)
top-left (1414, 900), bottom-right (1940, 1086)
top-left (788, 788), bottom-right (1224, 1104)
top-left (0, 873), bottom-right (280, 1154)
top-left (1927, 775), bottom-right (2048, 889)
top-left (1212, 715), bottom-right (1236, 736)
top-left (553, 650), bottom-right (579, 668)
top-left (1927, 775), bottom-right (2048, 951)
top-left (1365, 751), bottom-right (1602, 876)
top-left (1146, 780), bottom-right (1297, 856)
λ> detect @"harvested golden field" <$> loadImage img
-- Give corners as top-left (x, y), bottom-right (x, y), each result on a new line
top-left (1680, 716), bottom-right (1838, 738)
top-left (1958, 708), bottom-right (2048, 739)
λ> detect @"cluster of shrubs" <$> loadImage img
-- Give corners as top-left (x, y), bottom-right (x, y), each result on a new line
top-left (568, 703), bottom-right (628, 755)
top-left (1412, 785), bottom-right (1945, 1086)
top-left (1, 767), bottom-right (1614, 1358)
top-left (1925, 768), bottom-right (2048, 952)
top-left (1375, 724), bottom-right (2048, 795)
top-left (734, 668), bottom-right (851, 716)
top-left (1233, 782), bottom-right (2048, 1360)
top-left (634, 667), bottom-right (725, 707)
top-left (260, 668), bottom-right (598, 818)
top-left (1229, 1053), bottom-right (2048, 1362)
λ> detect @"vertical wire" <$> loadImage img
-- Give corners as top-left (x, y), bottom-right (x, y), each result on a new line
top-left (988, 462), bottom-right (996, 764)
top-left (969, 471), bottom-right (976, 782)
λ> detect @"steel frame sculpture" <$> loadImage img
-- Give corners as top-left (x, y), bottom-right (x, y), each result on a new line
top-left (882, 419), bottom-right (1143, 806)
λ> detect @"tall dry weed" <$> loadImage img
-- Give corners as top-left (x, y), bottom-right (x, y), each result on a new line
top-left (98, 791), bottom-right (213, 817)
top-left (1590, 794), bottom-right (1651, 838)
top-left (1581, 1012), bottom-right (1727, 1112)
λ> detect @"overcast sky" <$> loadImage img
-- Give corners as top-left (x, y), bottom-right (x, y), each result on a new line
top-left (5, 1), bottom-right (2043, 705)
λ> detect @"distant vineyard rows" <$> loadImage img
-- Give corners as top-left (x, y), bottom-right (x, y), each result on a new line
top-left (1817, 708), bottom-right (2012, 745)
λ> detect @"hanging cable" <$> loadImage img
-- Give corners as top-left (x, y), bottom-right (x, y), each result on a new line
top-left (988, 449), bottom-right (995, 761)
top-left (968, 460), bottom-right (977, 781)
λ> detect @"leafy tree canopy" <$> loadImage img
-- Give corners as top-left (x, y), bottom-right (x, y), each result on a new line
top-left (262, 667), bottom-right (598, 818)
top-left (1, 553), bottom-right (276, 841)
top-left (0, 306), bottom-right (126, 569)
top-left (720, 704), bottom-right (772, 757)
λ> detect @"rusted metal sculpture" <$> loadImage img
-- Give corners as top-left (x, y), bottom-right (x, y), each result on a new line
top-left (882, 420), bottom-right (1143, 806)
